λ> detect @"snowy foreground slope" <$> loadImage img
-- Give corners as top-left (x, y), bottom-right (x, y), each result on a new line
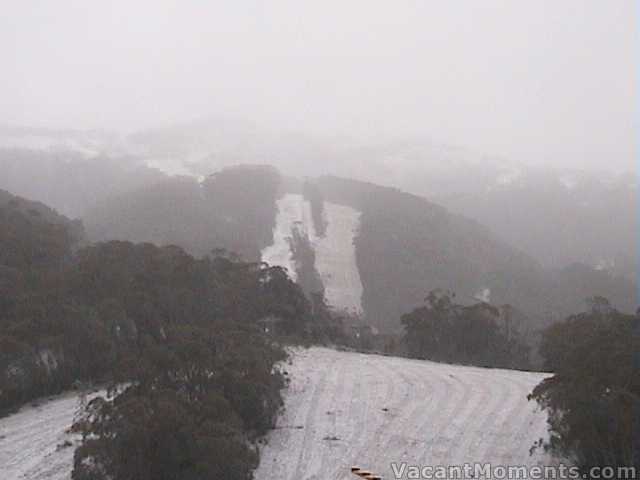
top-left (261, 193), bottom-right (364, 314)
top-left (255, 348), bottom-right (552, 479)
top-left (0, 391), bottom-right (96, 480)
top-left (0, 348), bottom-right (551, 480)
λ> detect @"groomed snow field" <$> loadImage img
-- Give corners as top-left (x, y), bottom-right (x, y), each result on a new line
top-left (255, 347), bottom-right (552, 479)
top-left (1, 348), bottom-right (552, 480)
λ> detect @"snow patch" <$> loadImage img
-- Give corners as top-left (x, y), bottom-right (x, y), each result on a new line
top-left (594, 258), bottom-right (615, 272)
top-left (473, 287), bottom-right (491, 303)
top-left (38, 349), bottom-right (59, 375)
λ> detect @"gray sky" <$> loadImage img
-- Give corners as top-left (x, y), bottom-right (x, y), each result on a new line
top-left (1, 0), bottom-right (636, 170)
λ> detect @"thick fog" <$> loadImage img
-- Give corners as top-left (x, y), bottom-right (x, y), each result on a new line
top-left (1, 0), bottom-right (636, 170)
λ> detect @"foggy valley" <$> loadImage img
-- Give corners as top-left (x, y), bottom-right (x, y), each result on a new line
top-left (0, 1), bottom-right (637, 479)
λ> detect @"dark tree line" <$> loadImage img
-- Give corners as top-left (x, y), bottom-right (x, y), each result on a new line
top-left (401, 289), bottom-right (530, 369)
top-left (288, 225), bottom-right (324, 300)
top-left (302, 180), bottom-right (327, 237)
top-left (529, 297), bottom-right (639, 473)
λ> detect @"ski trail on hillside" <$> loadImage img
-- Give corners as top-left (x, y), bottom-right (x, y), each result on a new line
top-left (255, 347), bottom-right (554, 480)
top-left (261, 194), bottom-right (309, 281)
top-left (313, 202), bottom-right (363, 316)
top-left (261, 194), bottom-right (364, 314)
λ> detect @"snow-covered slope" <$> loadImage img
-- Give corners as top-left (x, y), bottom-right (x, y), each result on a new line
top-left (261, 194), bottom-right (364, 314)
top-left (314, 202), bottom-right (363, 315)
top-left (261, 194), bottom-right (312, 282)
top-left (255, 347), bottom-right (552, 479)
top-left (0, 392), bottom-right (96, 480)
top-left (0, 349), bottom-right (552, 480)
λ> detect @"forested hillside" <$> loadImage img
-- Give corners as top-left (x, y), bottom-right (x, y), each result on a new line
top-left (84, 165), bottom-right (280, 261)
top-left (312, 176), bottom-right (635, 331)
top-left (3, 153), bottom-right (633, 338)
top-left (0, 189), bottom-right (84, 270)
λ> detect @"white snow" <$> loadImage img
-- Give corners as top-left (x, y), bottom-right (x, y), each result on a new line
top-left (0, 349), bottom-right (554, 480)
top-left (261, 194), bottom-right (311, 282)
top-left (313, 203), bottom-right (363, 315)
top-left (0, 391), bottom-right (101, 480)
top-left (473, 288), bottom-right (491, 303)
top-left (255, 347), bottom-right (554, 479)
top-left (261, 194), bottom-right (364, 314)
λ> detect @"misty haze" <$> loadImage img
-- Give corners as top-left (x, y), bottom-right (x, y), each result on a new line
top-left (0, 2), bottom-right (637, 480)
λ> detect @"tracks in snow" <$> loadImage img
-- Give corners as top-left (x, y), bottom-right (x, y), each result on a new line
top-left (0, 392), bottom-right (92, 480)
top-left (254, 347), bottom-right (552, 480)
top-left (0, 348), bottom-right (552, 480)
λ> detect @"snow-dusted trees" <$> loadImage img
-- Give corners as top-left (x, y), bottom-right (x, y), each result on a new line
top-left (72, 324), bottom-right (285, 480)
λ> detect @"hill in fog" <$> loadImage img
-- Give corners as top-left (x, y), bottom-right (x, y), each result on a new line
top-left (71, 164), bottom-right (636, 333)
top-left (0, 120), bottom-right (634, 282)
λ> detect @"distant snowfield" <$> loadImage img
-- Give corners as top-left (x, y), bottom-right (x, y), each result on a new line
top-left (255, 347), bottom-right (553, 479)
top-left (261, 193), bottom-right (310, 282)
top-left (0, 349), bottom-right (552, 480)
top-left (314, 203), bottom-right (364, 316)
top-left (261, 193), bottom-right (364, 314)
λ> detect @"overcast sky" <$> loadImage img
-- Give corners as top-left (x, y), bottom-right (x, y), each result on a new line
top-left (1, 1), bottom-right (636, 170)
